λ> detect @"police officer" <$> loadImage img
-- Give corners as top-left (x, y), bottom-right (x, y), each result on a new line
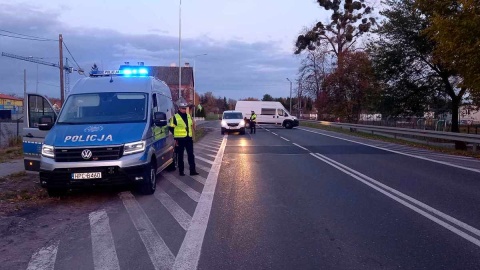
top-left (169, 102), bottom-right (199, 176)
top-left (250, 110), bottom-right (257, 134)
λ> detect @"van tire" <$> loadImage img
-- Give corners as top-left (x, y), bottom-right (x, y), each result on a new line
top-left (47, 188), bottom-right (67, 197)
top-left (139, 162), bottom-right (157, 195)
top-left (284, 121), bottom-right (293, 129)
top-left (221, 128), bottom-right (225, 135)
top-left (166, 152), bottom-right (177, 172)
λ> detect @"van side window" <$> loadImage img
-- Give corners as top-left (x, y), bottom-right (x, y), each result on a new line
top-left (152, 94), bottom-right (159, 113)
top-left (28, 95), bottom-right (56, 128)
top-left (261, 108), bottom-right (276, 115)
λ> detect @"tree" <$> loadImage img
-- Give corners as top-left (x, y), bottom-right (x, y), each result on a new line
top-left (262, 94), bottom-right (274, 101)
top-left (322, 51), bottom-right (379, 122)
top-left (294, 0), bottom-right (376, 56)
top-left (416, 0), bottom-right (480, 96)
top-left (368, 0), bottom-right (470, 149)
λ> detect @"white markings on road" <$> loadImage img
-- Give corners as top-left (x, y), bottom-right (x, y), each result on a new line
top-left (299, 127), bottom-right (480, 174)
top-left (89, 210), bottom-right (120, 270)
top-left (195, 156), bottom-right (214, 165)
top-left (293, 143), bottom-right (309, 151)
top-left (119, 192), bottom-right (175, 270)
top-left (155, 188), bottom-right (192, 231)
top-left (281, 137), bottom-right (290, 141)
top-left (173, 136), bottom-right (227, 270)
top-left (204, 153), bottom-right (217, 159)
top-left (196, 144), bottom-right (218, 151)
top-left (311, 153), bottom-right (480, 248)
top-left (272, 132), bottom-right (278, 136)
top-left (164, 174), bottom-right (201, 202)
top-left (190, 174), bottom-right (206, 185)
top-left (192, 162), bottom-right (211, 173)
top-left (196, 147), bottom-right (217, 154)
top-left (26, 241), bottom-right (59, 270)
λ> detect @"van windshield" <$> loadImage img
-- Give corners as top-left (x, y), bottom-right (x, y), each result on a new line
top-left (223, 112), bottom-right (243, 119)
top-left (57, 92), bottom-right (148, 124)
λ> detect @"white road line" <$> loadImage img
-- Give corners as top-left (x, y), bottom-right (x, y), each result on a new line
top-left (192, 162), bottom-right (211, 173)
top-left (196, 144), bottom-right (218, 151)
top-left (164, 174), bottom-right (201, 202)
top-left (281, 137), bottom-right (290, 141)
top-left (119, 192), bottom-right (175, 270)
top-left (272, 132), bottom-right (278, 136)
top-left (173, 136), bottom-right (227, 270)
top-left (298, 127), bottom-right (480, 174)
top-left (292, 143), bottom-right (309, 151)
top-left (204, 153), bottom-right (217, 159)
top-left (27, 241), bottom-right (59, 270)
top-left (89, 210), bottom-right (120, 270)
top-left (265, 129), bottom-right (270, 132)
top-left (199, 142), bottom-right (220, 148)
top-left (155, 188), bottom-right (192, 231)
top-left (190, 174), bottom-right (206, 185)
top-left (311, 153), bottom-right (480, 247)
top-left (195, 156), bottom-right (214, 165)
top-left (196, 147), bottom-right (217, 154)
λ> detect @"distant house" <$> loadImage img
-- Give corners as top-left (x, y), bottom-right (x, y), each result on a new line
top-left (150, 64), bottom-right (194, 104)
top-left (0, 93), bottom-right (23, 120)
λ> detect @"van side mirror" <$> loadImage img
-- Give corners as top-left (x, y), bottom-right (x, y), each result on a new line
top-left (154, 112), bottom-right (168, 126)
top-left (284, 113), bottom-right (288, 117)
top-left (38, 115), bottom-right (54, 131)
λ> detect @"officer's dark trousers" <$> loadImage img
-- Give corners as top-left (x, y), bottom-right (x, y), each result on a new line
top-left (176, 138), bottom-right (196, 173)
top-left (250, 122), bottom-right (256, 134)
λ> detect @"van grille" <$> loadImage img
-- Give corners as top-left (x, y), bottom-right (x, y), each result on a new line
top-left (227, 123), bottom-right (239, 127)
top-left (54, 146), bottom-right (123, 162)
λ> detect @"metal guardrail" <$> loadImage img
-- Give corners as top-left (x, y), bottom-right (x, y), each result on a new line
top-left (302, 120), bottom-right (480, 152)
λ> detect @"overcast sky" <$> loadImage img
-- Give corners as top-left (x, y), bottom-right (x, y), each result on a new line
top-left (0, 0), bottom-right (327, 100)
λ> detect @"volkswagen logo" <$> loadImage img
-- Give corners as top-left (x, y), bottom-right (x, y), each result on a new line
top-left (81, 149), bottom-right (92, 160)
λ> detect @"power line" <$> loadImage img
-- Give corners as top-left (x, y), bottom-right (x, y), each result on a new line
top-left (62, 40), bottom-right (86, 76)
top-left (0, 29), bottom-right (57, 41)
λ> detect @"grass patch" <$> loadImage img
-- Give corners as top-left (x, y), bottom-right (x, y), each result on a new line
top-left (0, 173), bottom-right (49, 215)
top-left (194, 126), bottom-right (207, 143)
top-left (301, 122), bottom-right (480, 159)
top-left (0, 145), bottom-right (23, 163)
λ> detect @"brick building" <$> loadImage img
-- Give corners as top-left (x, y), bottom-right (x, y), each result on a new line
top-left (150, 64), bottom-right (194, 104)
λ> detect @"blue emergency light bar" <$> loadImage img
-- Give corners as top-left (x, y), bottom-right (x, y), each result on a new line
top-left (90, 67), bottom-right (150, 77)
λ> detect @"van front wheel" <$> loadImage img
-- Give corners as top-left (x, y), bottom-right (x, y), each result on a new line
top-left (139, 162), bottom-right (157, 195)
top-left (284, 121), bottom-right (293, 129)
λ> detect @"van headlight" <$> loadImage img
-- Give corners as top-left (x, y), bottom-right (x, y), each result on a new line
top-left (239, 120), bottom-right (245, 127)
top-left (221, 120), bottom-right (227, 127)
top-left (41, 144), bottom-right (55, 158)
top-left (124, 140), bottom-right (145, 155)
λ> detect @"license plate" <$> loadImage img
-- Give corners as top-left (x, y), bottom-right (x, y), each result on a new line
top-left (72, 172), bottom-right (102, 180)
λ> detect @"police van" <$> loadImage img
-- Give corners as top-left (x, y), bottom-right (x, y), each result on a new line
top-left (23, 67), bottom-right (176, 196)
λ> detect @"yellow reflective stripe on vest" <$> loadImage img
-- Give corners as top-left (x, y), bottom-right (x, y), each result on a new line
top-left (172, 113), bottom-right (193, 138)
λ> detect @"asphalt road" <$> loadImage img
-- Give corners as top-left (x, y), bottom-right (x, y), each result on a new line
top-left (5, 121), bottom-right (480, 270)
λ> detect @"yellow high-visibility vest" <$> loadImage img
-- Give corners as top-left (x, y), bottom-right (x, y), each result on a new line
top-left (170, 113), bottom-right (193, 138)
top-left (250, 113), bottom-right (257, 122)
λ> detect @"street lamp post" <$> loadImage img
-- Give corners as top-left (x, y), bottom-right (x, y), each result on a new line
top-left (192, 53), bottom-right (207, 119)
top-left (178, 0), bottom-right (182, 101)
top-left (286, 78), bottom-right (292, 114)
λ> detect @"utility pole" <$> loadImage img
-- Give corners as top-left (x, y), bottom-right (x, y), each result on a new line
top-left (192, 53), bottom-right (207, 119)
top-left (59, 34), bottom-right (64, 105)
top-left (286, 78), bottom-right (292, 113)
top-left (178, 0), bottom-right (182, 102)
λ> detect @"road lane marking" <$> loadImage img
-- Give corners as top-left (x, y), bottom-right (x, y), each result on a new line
top-left (190, 174), bottom-right (206, 185)
top-left (204, 153), bottom-right (217, 159)
top-left (299, 127), bottom-right (480, 174)
top-left (195, 156), bottom-right (214, 165)
top-left (26, 241), bottom-right (59, 270)
top-left (195, 147), bottom-right (217, 154)
top-left (311, 153), bottom-right (480, 247)
top-left (195, 145), bottom-right (218, 151)
top-left (119, 192), bottom-right (175, 270)
top-left (164, 174), bottom-right (201, 202)
top-left (272, 132), bottom-right (278, 136)
top-left (89, 210), bottom-right (120, 270)
top-left (293, 143), bottom-right (309, 151)
top-left (155, 188), bottom-right (192, 231)
top-left (173, 136), bottom-right (227, 270)
top-left (192, 162), bottom-right (211, 173)
top-left (281, 137), bottom-right (290, 141)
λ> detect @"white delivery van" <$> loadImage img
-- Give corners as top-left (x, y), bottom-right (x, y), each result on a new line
top-left (235, 101), bottom-right (299, 129)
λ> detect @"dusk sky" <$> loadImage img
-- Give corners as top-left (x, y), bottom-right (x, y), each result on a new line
top-left (0, 0), bottom-right (328, 100)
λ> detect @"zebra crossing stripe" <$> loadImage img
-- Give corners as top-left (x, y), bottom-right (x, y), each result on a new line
top-left (173, 136), bottom-right (227, 270)
top-left (193, 162), bottom-right (211, 173)
top-left (196, 147), bottom-right (217, 154)
top-left (164, 174), bottom-right (201, 202)
top-left (195, 156), bottom-right (214, 165)
top-left (119, 192), bottom-right (174, 270)
top-left (203, 153), bottom-right (217, 159)
top-left (196, 144), bottom-right (218, 151)
top-left (26, 241), bottom-right (59, 270)
top-left (155, 188), bottom-right (192, 231)
top-left (190, 174), bottom-right (206, 185)
top-left (89, 210), bottom-right (120, 270)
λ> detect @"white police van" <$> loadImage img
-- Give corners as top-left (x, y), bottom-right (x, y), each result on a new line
top-left (23, 66), bottom-right (176, 196)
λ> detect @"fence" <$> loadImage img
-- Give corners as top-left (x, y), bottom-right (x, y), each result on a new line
top-left (0, 120), bottom-right (23, 148)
